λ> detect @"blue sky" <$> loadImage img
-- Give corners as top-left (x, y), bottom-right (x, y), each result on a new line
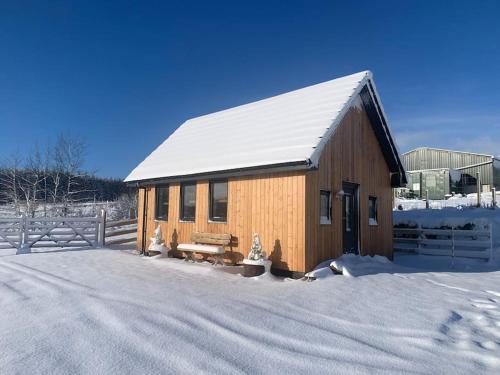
top-left (1, 1), bottom-right (499, 178)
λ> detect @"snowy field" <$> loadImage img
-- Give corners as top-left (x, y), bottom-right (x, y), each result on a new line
top-left (1, 247), bottom-right (500, 374)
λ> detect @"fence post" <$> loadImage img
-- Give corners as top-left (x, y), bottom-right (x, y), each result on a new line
top-left (99, 209), bottom-right (107, 248)
top-left (476, 172), bottom-right (481, 207)
top-left (489, 224), bottom-right (494, 263)
top-left (17, 215), bottom-right (31, 254)
top-left (18, 215), bottom-right (25, 250)
top-left (425, 190), bottom-right (429, 209)
top-left (492, 187), bottom-right (497, 209)
top-left (451, 226), bottom-right (455, 268)
top-left (417, 224), bottom-right (421, 254)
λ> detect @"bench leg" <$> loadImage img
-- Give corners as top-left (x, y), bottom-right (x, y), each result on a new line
top-left (184, 252), bottom-right (196, 263)
top-left (213, 254), bottom-right (224, 266)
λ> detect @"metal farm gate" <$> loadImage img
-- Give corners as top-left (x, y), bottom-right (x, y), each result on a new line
top-left (0, 212), bottom-right (138, 253)
top-left (0, 215), bottom-right (104, 252)
top-left (0, 217), bottom-right (24, 249)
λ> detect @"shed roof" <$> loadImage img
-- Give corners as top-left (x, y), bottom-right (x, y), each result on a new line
top-left (125, 71), bottom-right (406, 186)
top-left (404, 147), bottom-right (495, 159)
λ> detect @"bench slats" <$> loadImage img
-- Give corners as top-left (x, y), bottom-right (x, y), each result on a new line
top-left (191, 232), bottom-right (231, 245)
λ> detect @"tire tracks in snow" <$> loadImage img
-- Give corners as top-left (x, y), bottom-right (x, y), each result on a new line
top-left (0, 260), bottom-right (95, 295)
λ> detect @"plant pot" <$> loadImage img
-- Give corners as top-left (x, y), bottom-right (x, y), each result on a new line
top-left (242, 263), bottom-right (265, 277)
top-left (241, 259), bottom-right (272, 277)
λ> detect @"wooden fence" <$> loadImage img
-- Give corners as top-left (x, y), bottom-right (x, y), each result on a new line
top-left (0, 211), bottom-right (137, 252)
top-left (394, 225), bottom-right (493, 260)
top-left (104, 216), bottom-right (137, 246)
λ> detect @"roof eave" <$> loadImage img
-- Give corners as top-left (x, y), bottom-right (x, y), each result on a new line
top-left (125, 159), bottom-right (312, 186)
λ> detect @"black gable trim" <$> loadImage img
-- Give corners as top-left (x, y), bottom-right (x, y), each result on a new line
top-left (359, 84), bottom-right (407, 187)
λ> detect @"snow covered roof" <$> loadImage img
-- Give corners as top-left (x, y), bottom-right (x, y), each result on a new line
top-left (404, 147), bottom-right (495, 159)
top-left (125, 71), bottom-right (405, 184)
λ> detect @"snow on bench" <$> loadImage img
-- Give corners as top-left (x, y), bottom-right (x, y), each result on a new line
top-left (177, 232), bottom-right (232, 266)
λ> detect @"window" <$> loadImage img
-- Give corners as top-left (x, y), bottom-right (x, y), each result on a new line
top-left (320, 190), bottom-right (331, 224)
top-left (154, 185), bottom-right (169, 221)
top-left (209, 180), bottom-right (228, 222)
top-left (368, 196), bottom-right (378, 226)
top-left (180, 182), bottom-right (196, 221)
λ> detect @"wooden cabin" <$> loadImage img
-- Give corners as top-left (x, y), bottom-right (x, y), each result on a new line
top-left (125, 71), bottom-right (407, 277)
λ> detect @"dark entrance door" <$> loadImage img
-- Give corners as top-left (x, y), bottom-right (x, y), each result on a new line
top-left (342, 182), bottom-right (359, 255)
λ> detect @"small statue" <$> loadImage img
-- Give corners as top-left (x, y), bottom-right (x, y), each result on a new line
top-left (148, 226), bottom-right (167, 254)
top-left (247, 233), bottom-right (267, 261)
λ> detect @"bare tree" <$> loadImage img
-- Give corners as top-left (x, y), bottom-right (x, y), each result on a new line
top-left (111, 191), bottom-right (138, 220)
top-left (17, 145), bottom-right (47, 217)
top-left (0, 134), bottom-right (128, 218)
top-left (0, 153), bottom-right (23, 215)
top-left (50, 134), bottom-right (92, 215)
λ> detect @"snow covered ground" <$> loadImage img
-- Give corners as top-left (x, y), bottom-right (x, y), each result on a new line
top-left (1, 247), bottom-right (500, 374)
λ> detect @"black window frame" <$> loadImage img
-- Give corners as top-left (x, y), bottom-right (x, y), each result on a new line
top-left (209, 179), bottom-right (228, 222)
top-left (319, 190), bottom-right (332, 224)
top-left (180, 182), bottom-right (196, 222)
top-left (368, 196), bottom-right (378, 225)
top-left (154, 185), bottom-right (169, 221)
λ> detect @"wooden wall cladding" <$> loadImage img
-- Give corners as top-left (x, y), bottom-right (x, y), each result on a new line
top-left (305, 103), bottom-right (393, 271)
top-left (137, 171), bottom-right (306, 272)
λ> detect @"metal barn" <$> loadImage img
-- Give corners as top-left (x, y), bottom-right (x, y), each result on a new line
top-left (401, 147), bottom-right (500, 199)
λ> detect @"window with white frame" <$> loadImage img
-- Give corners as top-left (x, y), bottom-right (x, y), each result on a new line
top-left (320, 190), bottom-right (332, 224)
top-left (368, 196), bottom-right (378, 226)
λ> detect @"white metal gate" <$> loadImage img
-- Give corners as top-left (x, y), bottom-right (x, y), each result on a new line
top-left (0, 215), bottom-right (105, 251)
top-left (393, 224), bottom-right (493, 260)
top-left (0, 218), bottom-right (24, 249)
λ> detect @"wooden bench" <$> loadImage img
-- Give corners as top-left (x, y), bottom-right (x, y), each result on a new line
top-left (177, 232), bottom-right (232, 266)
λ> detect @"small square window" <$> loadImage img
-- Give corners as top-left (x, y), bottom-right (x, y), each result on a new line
top-left (320, 190), bottom-right (331, 224)
top-left (180, 183), bottom-right (196, 221)
top-left (368, 196), bottom-right (378, 226)
top-left (154, 185), bottom-right (169, 221)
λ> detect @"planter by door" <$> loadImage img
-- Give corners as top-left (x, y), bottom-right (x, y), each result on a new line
top-left (342, 182), bottom-right (359, 255)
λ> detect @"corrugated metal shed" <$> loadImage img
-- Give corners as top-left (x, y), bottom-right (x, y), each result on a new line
top-left (403, 147), bottom-right (496, 187)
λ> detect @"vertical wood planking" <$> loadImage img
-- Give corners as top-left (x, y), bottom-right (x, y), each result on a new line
top-left (305, 103), bottom-right (393, 271)
top-left (136, 171), bottom-right (307, 272)
top-left (135, 101), bottom-right (392, 273)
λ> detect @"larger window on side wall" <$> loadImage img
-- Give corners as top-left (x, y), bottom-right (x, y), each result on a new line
top-left (209, 180), bottom-right (228, 222)
top-left (368, 196), bottom-right (378, 226)
top-left (320, 190), bottom-right (332, 224)
top-left (180, 182), bottom-right (196, 221)
top-left (154, 185), bottom-right (169, 221)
